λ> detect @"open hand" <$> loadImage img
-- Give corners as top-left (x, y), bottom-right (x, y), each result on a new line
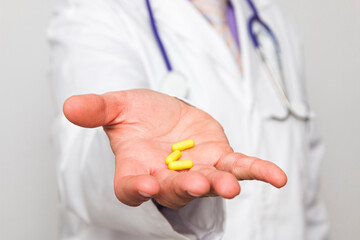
top-left (63, 89), bottom-right (287, 209)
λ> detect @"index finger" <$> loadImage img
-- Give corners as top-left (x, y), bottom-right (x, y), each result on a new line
top-left (215, 153), bottom-right (288, 188)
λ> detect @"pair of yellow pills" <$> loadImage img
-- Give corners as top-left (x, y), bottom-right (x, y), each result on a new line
top-left (165, 139), bottom-right (195, 171)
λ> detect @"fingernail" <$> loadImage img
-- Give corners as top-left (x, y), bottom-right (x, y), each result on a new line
top-left (187, 191), bottom-right (202, 198)
top-left (138, 191), bottom-right (152, 198)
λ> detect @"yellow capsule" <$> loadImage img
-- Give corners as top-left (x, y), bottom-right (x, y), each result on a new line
top-left (168, 160), bottom-right (193, 171)
top-left (165, 150), bottom-right (181, 165)
top-left (171, 139), bottom-right (195, 151)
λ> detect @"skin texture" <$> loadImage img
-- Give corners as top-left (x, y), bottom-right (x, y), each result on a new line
top-left (63, 89), bottom-right (287, 209)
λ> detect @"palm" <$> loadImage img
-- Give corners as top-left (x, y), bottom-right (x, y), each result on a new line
top-left (107, 90), bottom-right (230, 171)
top-left (64, 89), bottom-right (287, 208)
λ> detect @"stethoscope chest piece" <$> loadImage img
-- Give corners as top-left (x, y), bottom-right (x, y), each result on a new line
top-left (160, 71), bottom-right (189, 99)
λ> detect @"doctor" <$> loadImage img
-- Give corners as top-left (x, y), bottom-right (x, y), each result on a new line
top-left (48, 0), bottom-right (329, 239)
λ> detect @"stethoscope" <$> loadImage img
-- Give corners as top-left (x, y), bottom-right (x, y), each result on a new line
top-left (145, 0), bottom-right (310, 121)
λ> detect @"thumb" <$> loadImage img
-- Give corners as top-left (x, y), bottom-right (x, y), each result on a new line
top-left (63, 92), bottom-right (126, 128)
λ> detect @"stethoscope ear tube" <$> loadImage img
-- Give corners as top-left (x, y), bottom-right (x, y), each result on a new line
top-left (248, 16), bottom-right (260, 48)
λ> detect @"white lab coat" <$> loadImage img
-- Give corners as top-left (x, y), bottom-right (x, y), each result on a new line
top-left (48, 0), bottom-right (329, 239)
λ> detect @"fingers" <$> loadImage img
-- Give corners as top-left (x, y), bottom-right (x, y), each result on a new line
top-left (216, 153), bottom-right (288, 188)
top-left (114, 175), bottom-right (160, 207)
top-left (113, 165), bottom-right (243, 209)
top-left (154, 170), bottom-right (211, 209)
top-left (153, 166), bottom-right (241, 209)
top-left (192, 165), bottom-right (241, 199)
top-left (63, 92), bottom-right (127, 128)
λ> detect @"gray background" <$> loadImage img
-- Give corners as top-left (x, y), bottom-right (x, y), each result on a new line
top-left (0, 0), bottom-right (359, 239)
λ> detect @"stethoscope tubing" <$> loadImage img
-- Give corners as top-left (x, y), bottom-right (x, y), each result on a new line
top-left (145, 0), bottom-right (173, 71)
top-left (145, 0), bottom-right (309, 121)
top-left (256, 48), bottom-right (309, 121)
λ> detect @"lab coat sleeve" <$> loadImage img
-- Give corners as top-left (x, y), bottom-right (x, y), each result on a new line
top-left (305, 119), bottom-right (330, 240)
top-left (280, 7), bottom-right (330, 238)
top-left (48, 0), bottom-right (224, 239)
top-left (294, 26), bottom-right (330, 240)
top-left (293, 30), bottom-right (330, 240)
